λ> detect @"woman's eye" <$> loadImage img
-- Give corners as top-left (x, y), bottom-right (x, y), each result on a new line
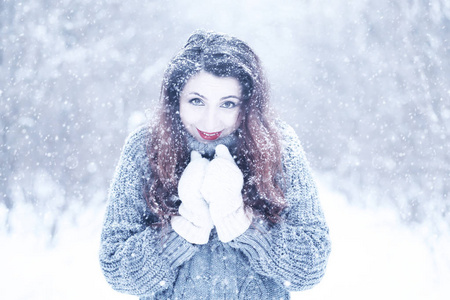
top-left (220, 101), bottom-right (237, 109)
top-left (189, 98), bottom-right (204, 106)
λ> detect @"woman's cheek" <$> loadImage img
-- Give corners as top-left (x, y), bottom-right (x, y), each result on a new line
top-left (180, 106), bottom-right (200, 126)
top-left (226, 111), bottom-right (241, 128)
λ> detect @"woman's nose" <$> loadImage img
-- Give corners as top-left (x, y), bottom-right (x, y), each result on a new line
top-left (202, 107), bottom-right (219, 131)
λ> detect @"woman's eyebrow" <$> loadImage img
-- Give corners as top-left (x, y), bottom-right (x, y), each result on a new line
top-left (189, 92), bottom-right (241, 101)
top-left (188, 92), bottom-right (206, 98)
top-left (221, 95), bottom-right (241, 101)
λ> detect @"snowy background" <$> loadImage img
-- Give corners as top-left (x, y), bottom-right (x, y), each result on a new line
top-left (1, 0), bottom-right (449, 299)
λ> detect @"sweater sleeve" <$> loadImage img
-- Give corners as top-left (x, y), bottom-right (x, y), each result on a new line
top-left (99, 127), bottom-right (199, 296)
top-left (229, 122), bottom-right (331, 291)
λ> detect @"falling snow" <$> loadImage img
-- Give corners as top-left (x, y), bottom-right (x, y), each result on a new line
top-left (1, 0), bottom-right (449, 299)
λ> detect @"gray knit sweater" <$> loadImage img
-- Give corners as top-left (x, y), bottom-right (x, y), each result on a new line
top-left (99, 121), bottom-right (331, 299)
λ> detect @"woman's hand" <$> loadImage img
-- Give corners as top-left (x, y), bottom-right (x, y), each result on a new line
top-left (171, 151), bottom-right (213, 244)
top-left (201, 144), bottom-right (252, 243)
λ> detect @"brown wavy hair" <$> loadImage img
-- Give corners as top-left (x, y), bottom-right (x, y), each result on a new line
top-left (145, 30), bottom-right (286, 226)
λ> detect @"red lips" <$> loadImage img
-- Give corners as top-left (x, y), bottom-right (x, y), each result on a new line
top-left (197, 128), bottom-right (222, 141)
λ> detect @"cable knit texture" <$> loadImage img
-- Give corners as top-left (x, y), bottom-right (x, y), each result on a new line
top-left (99, 121), bottom-right (331, 299)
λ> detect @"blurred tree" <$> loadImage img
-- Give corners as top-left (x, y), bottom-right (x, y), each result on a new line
top-left (1, 0), bottom-right (448, 237)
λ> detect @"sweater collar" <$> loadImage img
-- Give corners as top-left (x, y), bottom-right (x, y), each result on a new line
top-left (184, 129), bottom-right (239, 160)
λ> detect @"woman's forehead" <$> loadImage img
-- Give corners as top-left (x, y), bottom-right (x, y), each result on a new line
top-left (181, 71), bottom-right (242, 99)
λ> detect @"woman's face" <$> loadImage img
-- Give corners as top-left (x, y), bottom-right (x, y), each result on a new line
top-left (179, 71), bottom-right (242, 143)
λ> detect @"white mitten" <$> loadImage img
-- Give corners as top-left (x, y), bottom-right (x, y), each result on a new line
top-left (171, 151), bottom-right (213, 245)
top-left (201, 144), bottom-right (252, 243)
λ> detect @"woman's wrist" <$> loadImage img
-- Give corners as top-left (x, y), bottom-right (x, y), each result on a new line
top-left (171, 215), bottom-right (212, 245)
top-left (213, 206), bottom-right (253, 243)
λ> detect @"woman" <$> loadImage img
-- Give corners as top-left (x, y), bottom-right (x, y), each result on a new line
top-left (99, 30), bottom-right (331, 299)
